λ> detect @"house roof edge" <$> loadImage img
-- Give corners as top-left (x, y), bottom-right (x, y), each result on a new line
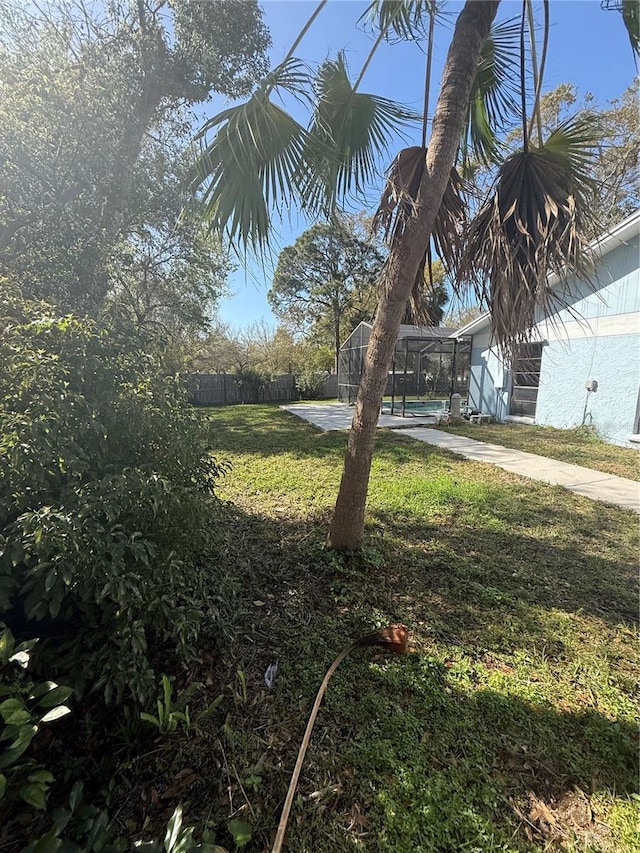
top-left (449, 209), bottom-right (640, 339)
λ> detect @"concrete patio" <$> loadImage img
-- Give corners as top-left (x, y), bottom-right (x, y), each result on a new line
top-left (280, 402), bottom-right (440, 430)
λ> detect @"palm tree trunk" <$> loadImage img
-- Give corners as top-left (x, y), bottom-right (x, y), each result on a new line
top-left (328, 0), bottom-right (500, 550)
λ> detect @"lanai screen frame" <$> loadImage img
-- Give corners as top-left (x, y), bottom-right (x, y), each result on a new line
top-left (338, 325), bottom-right (472, 413)
top-left (388, 334), bottom-right (472, 416)
top-left (338, 323), bottom-right (371, 404)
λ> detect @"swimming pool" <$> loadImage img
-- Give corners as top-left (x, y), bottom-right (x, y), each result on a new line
top-left (381, 399), bottom-right (447, 415)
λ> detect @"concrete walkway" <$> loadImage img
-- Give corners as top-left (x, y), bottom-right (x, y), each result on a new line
top-left (281, 403), bottom-right (640, 513)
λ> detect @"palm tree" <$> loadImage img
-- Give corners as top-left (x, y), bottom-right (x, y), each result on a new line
top-left (191, 0), bottom-right (638, 550)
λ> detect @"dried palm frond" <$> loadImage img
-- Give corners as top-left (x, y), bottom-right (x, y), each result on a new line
top-left (374, 151), bottom-right (467, 264)
top-left (404, 256), bottom-right (444, 326)
top-left (409, 168), bottom-right (467, 325)
top-left (406, 257), bottom-right (429, 325)
top-left (432, 165), bottom-right (466, 272)
top-left (457, 117), bottom-right (599, 353)
top-left (373, 145), bottom-right (425, 241)
top-left (374, 148), bottom-right (466, 318)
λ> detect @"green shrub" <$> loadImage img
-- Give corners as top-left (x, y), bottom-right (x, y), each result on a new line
top-left (233, 368), bottom-right (268, 403)
top-left (0, 623), bottom-right (72, 812)
top-left (295, 370), bottom-right (328, 400)
top-left (23, 780), bottom-right (128, 852)
top-left (0, 284), bottom-right (228, 703)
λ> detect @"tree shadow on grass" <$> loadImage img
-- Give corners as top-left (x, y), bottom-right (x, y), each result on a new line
top-left (315, 663), bottom-right (638, 853)
top-left (203, 404), bottom-right (348, 461)
top-left (220, 483), bottom-right (637, 640)
top-left (210, 506), bottom-right (638, 851)
top-left (368, 510), bottom-right (638, 628)
top-left (104, 501), bottom-right (637, 853)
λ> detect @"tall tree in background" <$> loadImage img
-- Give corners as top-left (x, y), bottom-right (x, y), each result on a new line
top-left (270, 218), bottom-right (449, 350)
top-left (537, 81), bottom-right (640, 229)
top-left (192, 0), bottom-right (638, 549)
top-left (106, 145), bottom-right (232, 353)
top-left (269, 218), bottom-right (384, 369)
top-left (0, 0), bottom-right (269, 312)
top-left (193, 321), bottom-right (333, 377)
top-left (444, 301), bottom-right (486, 330)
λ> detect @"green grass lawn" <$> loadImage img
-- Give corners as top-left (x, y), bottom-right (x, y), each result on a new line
top-left (134, 405), bottom-right (638, 853)
top-left (437, 422), bottom-right (640, 481)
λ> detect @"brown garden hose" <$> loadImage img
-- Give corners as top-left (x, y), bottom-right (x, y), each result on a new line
top-left (271, 625), bottom-right (409, 853)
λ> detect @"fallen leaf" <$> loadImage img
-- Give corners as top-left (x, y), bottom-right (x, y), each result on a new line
top-left (529, 795), bottom-right (557, 826)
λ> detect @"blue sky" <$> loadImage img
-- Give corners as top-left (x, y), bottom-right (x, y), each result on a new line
top-left (212, 0), bottom-right (636, 330)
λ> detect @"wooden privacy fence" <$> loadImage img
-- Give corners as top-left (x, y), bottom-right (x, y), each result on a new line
top-left (189, 373), bottom-right (338, 406)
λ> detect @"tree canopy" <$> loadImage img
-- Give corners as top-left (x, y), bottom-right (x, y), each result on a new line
top-left (193, 320), bottom-right (334, 378)
top-left (269, 218), bottom-right (385, 368)
top-left (537, 81), bottom-right (639, 229)
top-left (0, 0), bottom-right (269, 317)
top-left (105, 144), bottom-right (232, 353)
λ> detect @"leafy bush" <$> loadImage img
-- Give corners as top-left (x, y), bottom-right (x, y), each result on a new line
top-left (0, 624), bottom-right (72, 812)
top-left (233, 368), bottom-right (268, 403)
top-left (0, 284), bottom-right (228, 703)
top-left (23, 780), bottom-right (128, 852)
top-left (295, 370), bottom-right (328, 400)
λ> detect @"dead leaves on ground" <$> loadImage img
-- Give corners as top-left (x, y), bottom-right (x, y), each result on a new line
top-left (511, 788), bottom-right (613, 850)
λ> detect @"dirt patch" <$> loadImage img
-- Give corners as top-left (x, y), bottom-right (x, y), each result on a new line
top-left (512, 788), bottom-right (614, 850)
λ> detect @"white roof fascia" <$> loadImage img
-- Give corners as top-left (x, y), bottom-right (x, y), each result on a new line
top-left (589, 208), bottom-right (640, 255)
top-left (450, 311), bottom-right (491, 337)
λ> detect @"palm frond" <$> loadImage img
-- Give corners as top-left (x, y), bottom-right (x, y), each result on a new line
top-left (374, 148), bottom-right (465, 323)
top-left (359, 0), bottom-right (443, 41)
top-left (432, 165), bottom-right (466, 272)
top-left (373, 146), bottom-right (425, 241)
top-left (374, 148), bottom-right (465, 267)
top-left (621, 0), bottom-right (640, 63)
top-left (190, 59), bottom-right (311, 251)
top-left (457, 117), bottom-right (599, 353)
top-left (405, 260), bottom-right (440, 326)
top-left (411, 167), bottom-right (465, 323)
top-left (461, 17), bottom-right (522, 166)
top-left (301, 53), bottom-right (419, 216)
top-left (545, 114), bottom-right (602, 168)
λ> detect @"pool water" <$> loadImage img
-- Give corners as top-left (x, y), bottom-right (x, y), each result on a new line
top-left (401, 400), bottom-right (446, 412)
top-left (382, 399), bottom-right (447, 415)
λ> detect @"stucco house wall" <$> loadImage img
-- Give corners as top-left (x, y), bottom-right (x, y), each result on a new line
top-left (467, 327), bottom-right (508, 421)
top-left (460, 212), bottom-right (640, 448)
